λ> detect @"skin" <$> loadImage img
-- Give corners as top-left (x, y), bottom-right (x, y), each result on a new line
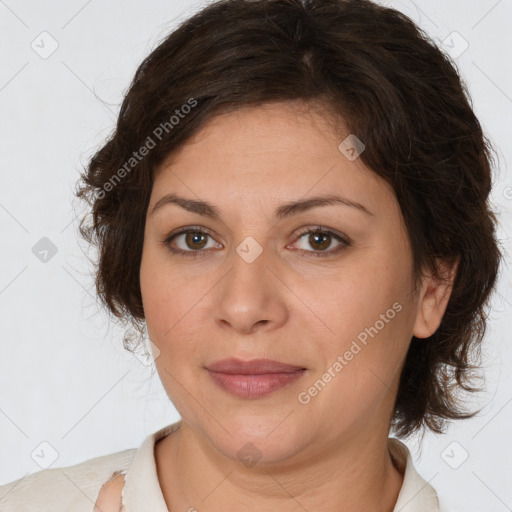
top-left (93, 472), bottom-right (125, 512)
top-left (139, 101), bottom-right (458, 512)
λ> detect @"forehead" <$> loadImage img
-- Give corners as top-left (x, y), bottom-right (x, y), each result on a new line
top-left (150, 102), bottom-right (396, 219)
top-left (156, 101), bottom-right (342, 171)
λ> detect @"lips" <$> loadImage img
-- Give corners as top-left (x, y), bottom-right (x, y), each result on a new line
top-left (205, 358), bottom-right (307, 399)
top-left (205, 358), bottom-right (306, 375)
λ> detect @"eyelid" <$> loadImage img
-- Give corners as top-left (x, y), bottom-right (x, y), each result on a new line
top-left (290, 225), bottom-right (351, 245)
top-left (166, 224), bottom-right (215, 239)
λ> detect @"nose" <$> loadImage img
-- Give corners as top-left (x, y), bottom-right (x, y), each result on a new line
top-left (212, 243), bottom-right (289, 335)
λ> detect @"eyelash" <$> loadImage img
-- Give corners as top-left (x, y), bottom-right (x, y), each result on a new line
top-left (162, 225), bottom-right (351, 259)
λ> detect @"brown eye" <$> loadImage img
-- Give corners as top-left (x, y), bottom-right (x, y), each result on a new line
top-left (291, 227), bottom-right (351, 258)
top-left (163, 225), bottom-right (350, 259)
top-left (307, 232), bottom-right (331, 251)
top-left (163, 227), bottom-right (221, 257)
top-left (184, 231), bottom-right (208, 250)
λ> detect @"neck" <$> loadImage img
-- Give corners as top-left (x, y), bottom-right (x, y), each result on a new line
top-left (155, 422), bottom-right (404, 512)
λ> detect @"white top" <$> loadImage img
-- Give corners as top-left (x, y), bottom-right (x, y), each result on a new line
top-left (0, 419), bottom-right (446, 511)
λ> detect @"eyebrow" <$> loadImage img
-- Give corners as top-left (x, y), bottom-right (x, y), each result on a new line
top-left (150, 192), bottom-right (374, 219)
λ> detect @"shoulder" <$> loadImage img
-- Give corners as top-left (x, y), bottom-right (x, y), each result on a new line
top-left (0, 447), bottom-right (136, 512)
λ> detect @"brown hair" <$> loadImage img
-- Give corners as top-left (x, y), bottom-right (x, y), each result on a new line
top-left (75, 0), bottom-right (503, 439)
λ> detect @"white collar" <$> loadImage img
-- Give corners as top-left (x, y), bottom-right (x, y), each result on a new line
top-left (122, 420), bottom-right (181, 511)
top-left (388, 437), bottom-right (441, 511)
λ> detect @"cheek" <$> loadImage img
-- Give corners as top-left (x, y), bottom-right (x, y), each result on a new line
top-left (298, 269), bottom-right (411, 430)
top-left (316, 249), bottom-right (407, 326)
top-left (140, 246), bottom-right (180, 345)
top-left (140, 248), bottom-right (210, 362)
top-left (302, 249), bottom-right (413, 378)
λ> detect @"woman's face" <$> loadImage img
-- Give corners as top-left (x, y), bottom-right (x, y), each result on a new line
top-left (140, 101), bottom-right (442, 463)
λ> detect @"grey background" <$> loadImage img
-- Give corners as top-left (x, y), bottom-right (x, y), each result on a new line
top-left (1, 1), bottom-right (511, 510)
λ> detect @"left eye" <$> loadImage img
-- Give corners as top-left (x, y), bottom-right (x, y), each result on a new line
top-left (291, 228), bottom-right (349, 256)
top-left (163, 226), bottom-right (350, 258)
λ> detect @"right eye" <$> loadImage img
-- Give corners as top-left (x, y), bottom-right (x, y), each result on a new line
top-left (163, 227), bottom-right (222, 257)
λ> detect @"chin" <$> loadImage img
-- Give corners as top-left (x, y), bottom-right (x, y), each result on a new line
top-left (207, 418), bottom-right (306, 465)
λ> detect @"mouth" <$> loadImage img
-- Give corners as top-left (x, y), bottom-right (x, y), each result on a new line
top-left (205, 358), bottom-right (307, 399)
top-left (205, 357), bottom-right (306, 375)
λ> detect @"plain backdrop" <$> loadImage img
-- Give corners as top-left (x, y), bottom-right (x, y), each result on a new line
top-left (1, 0), bottom-right (511, 510)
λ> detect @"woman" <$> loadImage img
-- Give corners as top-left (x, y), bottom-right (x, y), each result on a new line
top-left (0, 0), bottom-right (502, 510)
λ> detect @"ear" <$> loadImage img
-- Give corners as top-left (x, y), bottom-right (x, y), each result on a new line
top-left (412, 256), bottom-right (460, 339)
